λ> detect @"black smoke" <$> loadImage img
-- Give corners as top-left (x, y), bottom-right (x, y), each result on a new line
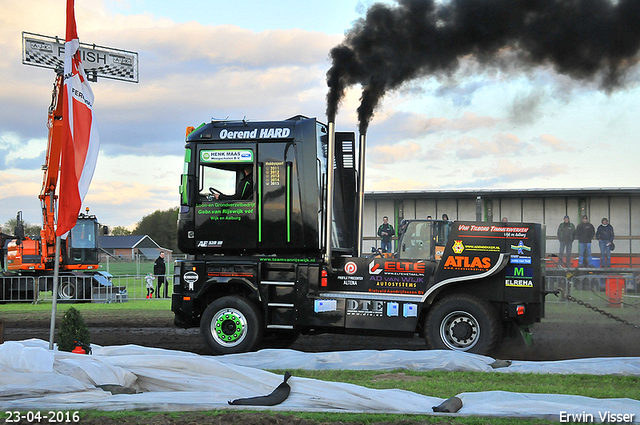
top-left (326, 0), bottom-right (640, 134)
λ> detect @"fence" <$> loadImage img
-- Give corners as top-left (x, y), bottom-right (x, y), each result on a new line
top-left (545, 272), bottom-right (639, 309)
top-left (2, 270), bottom-right (639, 305)
top-left (0, 274), bottom-right (173, 303)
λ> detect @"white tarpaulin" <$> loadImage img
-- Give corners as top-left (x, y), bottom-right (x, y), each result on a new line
top-left (1, 339), bottom-right (639, 423)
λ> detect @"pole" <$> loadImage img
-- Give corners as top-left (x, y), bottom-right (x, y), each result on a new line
top-left (324, 122), bottom-right (336, 266)
top-left (355, 133), bottom-right (366, 256)
top-left (48, 235), bottom-right (61, 350)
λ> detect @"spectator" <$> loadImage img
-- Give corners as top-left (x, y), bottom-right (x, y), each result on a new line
top-left (426, 216), bottom-right (432, 220)
top-left (442, 214), bottom-right (449, 221)
top-left (575, 215), bottom-right (595, 267)
top-left (502, 217), bottom-right (508, 223)
top-left (596, 218), bottom-right (615, 268)
top-left (557, 215), bottom-right (575, 267)
top-left (145, 273), bottom-right (155, 299)
top-left (154, 252), bottom-right (167, 297)
top-left (377, 216), bottom-right (395, 253)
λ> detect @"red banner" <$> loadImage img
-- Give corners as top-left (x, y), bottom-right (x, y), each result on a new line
top-left (57, 0), bottom-right (100, 237)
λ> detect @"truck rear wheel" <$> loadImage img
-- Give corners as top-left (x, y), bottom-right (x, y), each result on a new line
top-left (424, 294), bottom-right (502, 355)
top-left (200, 296), bottom-right (263, 354)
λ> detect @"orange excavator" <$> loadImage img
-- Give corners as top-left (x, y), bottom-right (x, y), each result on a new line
top-left (1, 73), bottom-right (110, 302)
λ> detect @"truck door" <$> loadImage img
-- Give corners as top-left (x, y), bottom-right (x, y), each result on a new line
top-left (195, 146), bottom-right (257, 251)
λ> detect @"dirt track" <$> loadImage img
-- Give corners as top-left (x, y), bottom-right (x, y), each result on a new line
top-left (4, 307), bottom-right (640, 360)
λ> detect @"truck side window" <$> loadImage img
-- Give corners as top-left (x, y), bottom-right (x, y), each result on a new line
top-left (199, 164), bottom-right (254, 201)
top-left (399, 222), bottom-right (432, 259)
top-left (199, 165), bottom-right (236, 201)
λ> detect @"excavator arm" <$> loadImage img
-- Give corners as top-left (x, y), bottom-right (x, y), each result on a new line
top-left (39, 72), bottom-right (65, 262)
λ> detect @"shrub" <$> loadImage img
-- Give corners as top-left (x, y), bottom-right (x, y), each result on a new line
top-left (58, 307), bottom-right (91, 353)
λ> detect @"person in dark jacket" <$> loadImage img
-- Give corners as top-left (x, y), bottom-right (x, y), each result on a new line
top-left (214, 165), bottom-right (253, 200)
top-left (575, 215), bottom-right (595, 267)
top-left (596, 218), bottom-right (615, 268)
top-left (557, 215), bottom-right (575, 267)
top-left (377, 216), bottom-right (395, 253)
top-left (154, 252), bottom-right (166, 298)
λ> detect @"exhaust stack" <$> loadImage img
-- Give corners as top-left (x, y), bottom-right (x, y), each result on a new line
top-left (355, 133), bottom-right (366, 256)
top-left (323, 121), bottom-right (336, 265)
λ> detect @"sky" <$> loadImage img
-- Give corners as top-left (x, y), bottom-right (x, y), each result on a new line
top-left (1, 0), bottom-right (639, 230)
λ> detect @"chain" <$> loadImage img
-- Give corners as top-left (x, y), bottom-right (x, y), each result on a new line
top-left (554, 287), bottom-right (640, 329)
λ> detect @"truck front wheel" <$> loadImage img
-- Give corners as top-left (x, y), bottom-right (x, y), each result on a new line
top-left (424, 294), bottom-right (502, 355)
top-left (200, 296), bottom-right (263, 355)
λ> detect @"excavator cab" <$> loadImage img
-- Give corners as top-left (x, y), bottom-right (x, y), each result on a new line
top-left (65, 215), bottom-right (100, 267)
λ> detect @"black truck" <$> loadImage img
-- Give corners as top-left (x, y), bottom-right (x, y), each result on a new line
top-left (172, 116), bottom-right (546, 355)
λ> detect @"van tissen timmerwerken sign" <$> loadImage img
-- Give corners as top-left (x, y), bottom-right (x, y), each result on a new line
top-left (200, 150), bottom-right (254, 163)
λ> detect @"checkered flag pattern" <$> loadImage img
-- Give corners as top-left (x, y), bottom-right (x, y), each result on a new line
top-left (22, 32), bottom-right (138, 83)
top-left (24, 50), bottom-right (63, 69)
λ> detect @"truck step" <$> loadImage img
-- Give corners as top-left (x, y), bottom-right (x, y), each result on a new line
top-left (261, 280), bottom-right (295, 286)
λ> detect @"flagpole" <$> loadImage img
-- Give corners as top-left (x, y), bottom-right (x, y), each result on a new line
top-left (49, 236), bottom-right (61, 350)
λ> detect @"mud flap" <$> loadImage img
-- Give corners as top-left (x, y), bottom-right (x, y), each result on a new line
top-left (519, 325), bottom-right (534, 348)
top-left (228, 371), bottom-right (292, 406)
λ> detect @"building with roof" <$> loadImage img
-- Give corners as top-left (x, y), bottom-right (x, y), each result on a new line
top-left (364, 187), bottom-right (640, 267)
top-left (99, 235), bottom-right (171, 262)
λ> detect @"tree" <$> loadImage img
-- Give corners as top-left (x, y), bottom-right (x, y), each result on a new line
top-left (58, 307), bottom-right (91, 353)
top-left (2, 218), bottom-right (41, 239)
top-left (132, 207), bottom-right (179, 253)
top-left (111, 226), bottom-right (132, 236)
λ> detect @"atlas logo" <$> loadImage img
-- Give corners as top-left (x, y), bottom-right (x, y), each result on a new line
top-left (344, 261), bottom-right (358, 275)
top-left (444, 256), bottom-right (491, 270)
top-left (452, 240), bottom-right (464, 254)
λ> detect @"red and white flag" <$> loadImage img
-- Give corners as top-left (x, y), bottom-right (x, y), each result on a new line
top-left (57, 0), bottom-right (100, 238)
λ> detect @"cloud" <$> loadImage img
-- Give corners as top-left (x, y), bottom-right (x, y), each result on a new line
top-left (368, 110), bottom-right (501, 146)
top-left (536, 134), bottom-right (577, 152)
top-left (435, 80), bottom-right (488, 107)
top-left (467, 159), bottom-right (567, 187)
top-left (507, 91), bottom-right (545, 125)
top-left (452, 133), bottom-right (525, 159)
top-left (367, 176), bottom-right (435, 192)
top-left (369, 142), bottom-right (423, 164)
top-left (0, 133), bottom-right (47, 171)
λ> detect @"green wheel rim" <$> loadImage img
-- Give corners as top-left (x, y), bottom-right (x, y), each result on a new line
top-left (210, 307), bottom-right (248, 347)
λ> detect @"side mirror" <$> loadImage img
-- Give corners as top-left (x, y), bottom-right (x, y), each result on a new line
top-left (102, 225), bottom-right (109, 235)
